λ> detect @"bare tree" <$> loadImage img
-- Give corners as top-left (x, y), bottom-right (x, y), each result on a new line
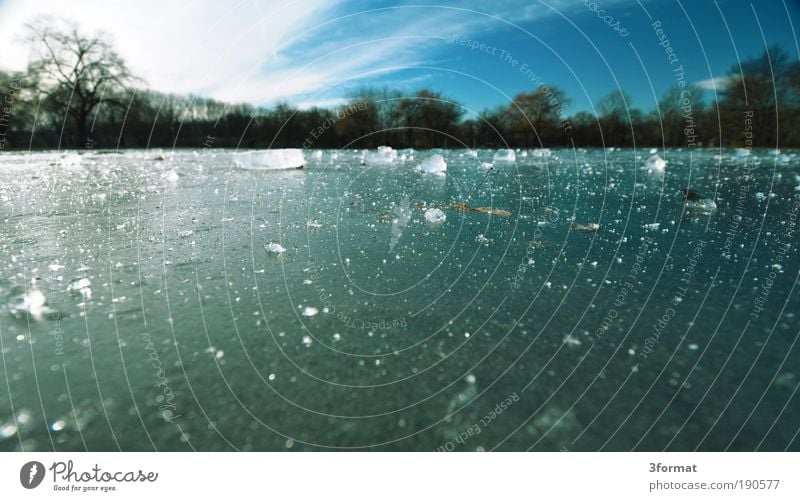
top-left (24, 17), bottom-right (135, 147)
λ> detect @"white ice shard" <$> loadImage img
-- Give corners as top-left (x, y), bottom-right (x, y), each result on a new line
top-left (365, 146), bottom-right (397, 165)
top-left (424, 208), bottom-right (446, 223)
top-left (265, 242), bottom-right (287, 254)
top-left (531, 148), bottom-right (552, 158)
top-left (312, 150), bottom-right (323, 160)
top-left (417, 154), bottom-right (447, 174)
top-left (644, 154), bottom-right (666, 172)
top-left (233, 149), bottom-right (305, 170)
top-left (493, 149), bottom-right (516, 163)
top-left (735, 148), bottom-right (750, 159)
top-left (466, 149), bottom-right (478, 158)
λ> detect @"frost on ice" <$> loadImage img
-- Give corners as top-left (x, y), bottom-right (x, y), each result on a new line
top-left (233, 149), bottom-right (305, 170)
top-left (417, 154), bottom-right (447, 175)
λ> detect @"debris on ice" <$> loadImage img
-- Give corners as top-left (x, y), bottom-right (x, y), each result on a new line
top-left (571, 222), bottom-right (599, 233)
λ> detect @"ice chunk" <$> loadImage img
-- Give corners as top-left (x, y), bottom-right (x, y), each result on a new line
top-left (302, 306), bottom-right (318, 317)
top-left (10, 289), bottom-right (48, 319)
top-left (424, 208), bottom-right (446, 223)
top-left (493, 149), bottom-right (516, 163)
top-left (649, 148), bottom-right (658, 154)
top-left (265, 242), bottom-right (287, 254)
top-left (681, 188), bottom-right (717, 212)
top-left (643, 154), bottom-right (666, 172)
top-left (466, 149), bottom-right (478, 158)
top-left (312, 150), bottom-right (323, 160)
top-left (233, 149), bottom-right (305, 170)
top-left (365, 146), bottom-right (397, 165)
top-left (68, 278), bottom-right (92, 301)
top-left (399, 148), bottom-right (415, 161)
top-left (417, 154), bottom-right (447, 174)
top-left (735, 148), bottom-right (750, 159)
top-left (164, 170), bottom-right (180, 183)
top-left (531, 148), bottom-right (552, 158)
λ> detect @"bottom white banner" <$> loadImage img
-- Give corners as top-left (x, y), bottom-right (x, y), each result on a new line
top-left (1, 453), bottom-right (797, 500)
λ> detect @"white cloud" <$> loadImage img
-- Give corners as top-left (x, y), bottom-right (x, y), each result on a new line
top-left (694, 75), bottom-right (733, 90)
top-left (0, 0), bottom-right (342, 100)
top-left (0, 1), bottom-right (585, 105)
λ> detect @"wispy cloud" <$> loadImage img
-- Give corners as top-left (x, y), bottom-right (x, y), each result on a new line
top-left (0, 0), bottom-right (644, 106)
top-left (694, 75), bottom-right (733, 90)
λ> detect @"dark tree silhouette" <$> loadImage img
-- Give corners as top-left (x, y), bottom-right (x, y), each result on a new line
top-left (24, 17), bottom-right (135, 147)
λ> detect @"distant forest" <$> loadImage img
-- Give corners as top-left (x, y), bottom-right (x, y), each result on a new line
top-left (1, 18), bottom-right (799, 151)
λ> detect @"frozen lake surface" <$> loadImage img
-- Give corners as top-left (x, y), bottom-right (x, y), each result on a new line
top-left (0, 147), bottom-right (798, 451)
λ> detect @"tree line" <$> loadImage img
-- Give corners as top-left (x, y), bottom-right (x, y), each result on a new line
top-left (1, 18), bottom-right (798, 151)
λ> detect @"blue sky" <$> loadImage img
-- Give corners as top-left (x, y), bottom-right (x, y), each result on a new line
top-left (0, 0), bottom-right (798, 115)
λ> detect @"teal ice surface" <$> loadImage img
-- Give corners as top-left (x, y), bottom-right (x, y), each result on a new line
top-left (0, 147), bottom-right (798, 451)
